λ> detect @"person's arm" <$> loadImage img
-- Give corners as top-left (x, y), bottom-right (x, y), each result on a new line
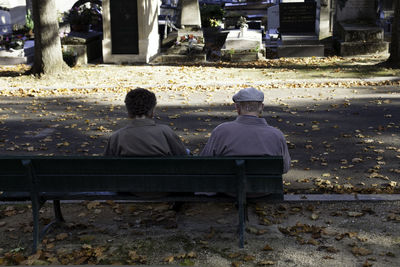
top-left (281, 137), bottom-right (291, 173)
top-left (166, 129), bottom-right (189, 156)
top-left (200, 130), bottom-right (219, 156)
top-left (103, 136), bottom-right (115, 156)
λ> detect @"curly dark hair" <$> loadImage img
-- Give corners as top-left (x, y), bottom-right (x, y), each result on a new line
top-left (125, 88), bottom-right (157, 117)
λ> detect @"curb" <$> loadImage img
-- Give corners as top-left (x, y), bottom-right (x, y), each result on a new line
top-left (2, 194), bottom-right (400, 205)
top-left (284, 194), bottom-right (400, 202)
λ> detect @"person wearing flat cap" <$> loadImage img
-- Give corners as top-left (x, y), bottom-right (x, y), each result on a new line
top-left (200, 87), bottom-right (291, 173)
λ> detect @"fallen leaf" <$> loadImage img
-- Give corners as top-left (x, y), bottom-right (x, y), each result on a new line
top-left (351, 247), bottom-right (372, 256)
top-left (56, 233), bottom-right (68, 241)
top-left (86, 201), bottom-right (100, 210)
top-left (347, 212), bottom-right (364, 217)
top-left (311, 213), bottom-right (319, 220)
top-left (164, 256), bottom-right (174, 263)
top-left (363, 260), bottom-right (373, 267)
top-left (257, 260), bottom-right (275, 265)
top-left (262, 244), bottom-right (273, 251)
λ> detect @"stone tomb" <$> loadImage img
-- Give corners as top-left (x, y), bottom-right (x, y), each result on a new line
top-left (334, 0), bottom-right (389, 56)
top-left (62, 31), bottom-right (103, 65)
top-left (277, 1), bottom-right (324, 58)
top-left (102, 0), bottom-right (159, 63)
top-left (335, 23), bottom-right (389, 56)
top-left (221, 29), bottom-right (263, 62)
top-left (160, 0), bottom-right (206, 63)
top-left (224, 1), bottom-right (272, 30)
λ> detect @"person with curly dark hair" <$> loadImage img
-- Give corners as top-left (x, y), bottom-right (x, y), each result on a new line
top-left (104, 88), bottom-right (188, 156)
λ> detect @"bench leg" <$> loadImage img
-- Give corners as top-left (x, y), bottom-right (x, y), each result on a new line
top-left (38, 200), bottom-right (66, 240)
top-left (53, 200), bottom-right (65, 222)
top-left (31, 194), bottom-right (40, 254)
top-left (238, 197), bottom-right (245, 248)
top-left (236, 159), bottom-right (246, 248)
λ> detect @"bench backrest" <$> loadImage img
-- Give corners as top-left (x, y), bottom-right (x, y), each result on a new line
top-left (0, 156), bottom-right (283, 194)
top-left (0, 158), bottom-right (31, 191)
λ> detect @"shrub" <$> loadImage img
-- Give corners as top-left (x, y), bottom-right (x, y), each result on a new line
top-left (200, 4), bottom-right (224, 28)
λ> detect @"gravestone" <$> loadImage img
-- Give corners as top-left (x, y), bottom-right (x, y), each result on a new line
top-left (279, 1), bottom-right (317, 34)
top-left (102, 0), bottom-right (160, 63)
top-left (224, 1), bottom-right (272, 30)
top-left (62, 31), bottom-right (103, 65)
top-left (335, 0), bottom-right (376, 23)
top-left (318, 0), bottom-right (333, 40)
top-left (110, 0), bottom-right (138, 54)
top-left (379, 0), bottom-right (394, 35)
top-left (179, 0), bottom-right (201, 29)
top-left (221, 29), bottom-right (263, 62)
top-left (0, 8), bottom-right (11, 35)
top-left (334, 0), bottom-right (389, 56)
top-left (267, 5), bottom-right (279, 31)
top-left (277, 1), bottom-right (324, 57)
top-left (177, 0), bottom-right (203, 42)
top-left (6, 0), bottom-right (26, 26)
top-left (160, 0), bottom-right (206, 63)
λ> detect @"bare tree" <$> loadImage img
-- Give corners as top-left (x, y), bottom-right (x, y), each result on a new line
top-left (387, 0), bottom-right (400, 67)
top-left (31, 0), bottom-right (67, 75)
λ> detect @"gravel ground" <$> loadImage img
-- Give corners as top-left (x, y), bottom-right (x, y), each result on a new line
top-left (0, 59), bottom-right (400, 266)
top-left (0, 200), bottom-right (399, 266)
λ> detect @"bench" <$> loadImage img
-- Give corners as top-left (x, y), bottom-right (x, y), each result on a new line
top-left (0, 156), bottom-right (284, 253)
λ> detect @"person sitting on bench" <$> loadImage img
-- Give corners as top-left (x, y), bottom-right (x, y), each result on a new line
top-left (104, 88), bottom-right (188, 156)
top-left (201, 87), bottom-right (291, 172)
top-left (104, 88), bottom-right (188, 198)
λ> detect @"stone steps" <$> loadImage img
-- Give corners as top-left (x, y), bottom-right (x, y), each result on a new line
top-left (158, 53), bottom-right (206, 63)
top-left (336, 23), bottom-right (389, 56)
top-left (337, 41), bottom-right (390, 57)
top-left (277, 44), bottom-right (325, 58)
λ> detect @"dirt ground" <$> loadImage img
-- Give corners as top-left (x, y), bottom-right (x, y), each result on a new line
top-left (0, 200), bottom-right (399, 266)
top-left (0, 57), bottom-right (400, 265)
top-left (1, 59), bottom-right (399, 194)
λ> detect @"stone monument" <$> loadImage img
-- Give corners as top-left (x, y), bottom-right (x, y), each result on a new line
top-left (0, 8), bottom-right (11, 35)
top-left (102, 0), bottom-right (160, 63)
top-left (176, 0), bottom-right (203, 50)
top-left (221, 28), bottom-right (263, 62)
top-left (277, 1), bottom-right (324, 57)
top-left (160, 0), bottom-right (206, 63)
top-left (334, 0), bottom-right (389, 56)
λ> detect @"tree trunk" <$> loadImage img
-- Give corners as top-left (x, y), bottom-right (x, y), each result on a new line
top-left (31, 0), bottom-right (67, 75)
top-left (388, 0), bottom-right (400, 67)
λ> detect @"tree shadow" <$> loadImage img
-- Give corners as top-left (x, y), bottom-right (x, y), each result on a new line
top-left (0, 66), bottom-right (31, 77)
top-left (0, 92), bottom-right (399, 193)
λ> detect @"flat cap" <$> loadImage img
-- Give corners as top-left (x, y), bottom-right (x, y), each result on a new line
top-left (232, 87), bottom-right (264, 102)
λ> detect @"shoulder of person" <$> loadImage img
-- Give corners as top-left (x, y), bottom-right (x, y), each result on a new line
top-left (109, 126), bottom-right (126, 138)
top-left (156, 123), bottom-right (176, 133)
top-left (213, 121), bottom-right (236, 132)
top-left (266, 125), bottom-right (286, 138)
